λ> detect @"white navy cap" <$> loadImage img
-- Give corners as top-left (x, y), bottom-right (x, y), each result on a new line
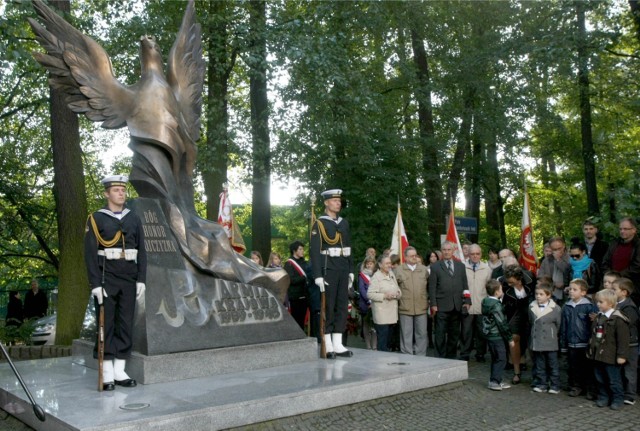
top-left (101, 174), bottom-right (128, 189)
top-left (321, 189), bottom-right (342, 200)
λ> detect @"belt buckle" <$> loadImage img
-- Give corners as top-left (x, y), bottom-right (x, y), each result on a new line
top-left (120, 251), bottom-right (125, 259)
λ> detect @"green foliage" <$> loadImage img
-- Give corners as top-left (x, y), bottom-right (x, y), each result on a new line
top-left (0, 320), bottom-right (35, 346)
top-left (4, 0), bottom-right (640, 298)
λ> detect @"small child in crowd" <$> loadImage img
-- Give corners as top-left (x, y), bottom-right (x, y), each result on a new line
top-left (602, 271), bottom-right (621, 292)
top-left (560, 279), bottom-right (598, 397)
top-left (529, 282), bottom-right (561, 394)
top-left (587, 289), bottom-right (630, 410)
top-left (481, 280), bottom-right (515, 391)
top-left (612, 278), bottom-right (639, 405)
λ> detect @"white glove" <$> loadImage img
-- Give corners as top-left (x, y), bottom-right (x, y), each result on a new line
top-left (349, 273), bottom-right (354, 285)
top-left (136, 282), bottom-right (146, 298)
top-left (315, 277), bottom-right (325, 293)
top-left (92, 287), bottom-right (107, 305)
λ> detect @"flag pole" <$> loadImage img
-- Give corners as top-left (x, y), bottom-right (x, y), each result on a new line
top-left (397, 196), bottom-right (403, 264)
top-left (525, 175), bottom-right (537, 267)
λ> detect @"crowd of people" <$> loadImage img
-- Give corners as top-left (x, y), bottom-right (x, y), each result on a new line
top-left (246, 199), bottom-right (640, 410)
top-left (277, 216), bottom-right (638, 410)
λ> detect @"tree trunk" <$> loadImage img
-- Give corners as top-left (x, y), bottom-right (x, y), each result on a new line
top-left (629, 0), bottom-right (640, 43)
top-left (576, 2), bottom-right (600, 216)
top-left (607, 181), bottom-right (617, 224)
top-left (446, 86), bottom-right (473, 205)
top-left (547, 156), bottom-right (564, 236)
top-left (465, 130), bottom-right (481, 244)
top-left (248, 1), bottom-right (271, 260)
top-left (49, 0), bottom-right (89, 345)
top-left (483, 129), bottom-right (506, 249)
top-left (203, 0), bottom-right (235, 220)
top-left (410, 29), bottom-right (443, 249)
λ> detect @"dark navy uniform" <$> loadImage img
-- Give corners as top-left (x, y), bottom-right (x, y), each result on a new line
top-left (85, 207), bottom-right (146, 360)
top-left (310, 215), bottom-right (354, 334)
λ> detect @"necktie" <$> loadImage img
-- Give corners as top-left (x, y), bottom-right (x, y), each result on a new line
top-left (447, 260), bottom-right (454, 276)
top-left (472, 263), bottom-right (477, 272)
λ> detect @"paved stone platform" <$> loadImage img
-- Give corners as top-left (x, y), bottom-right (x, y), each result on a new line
top-left (72, 338), bottom-right (318, 384)
top-left (2, 348), bottom-right (639, 430)
top-left (0, 347), bottom-right (466, 431)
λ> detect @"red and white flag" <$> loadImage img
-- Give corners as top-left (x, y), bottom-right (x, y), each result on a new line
top-left (445, 203), bottom-right (464, 262)
top-left (217, 185), bottom-right (246, 254)
top-left (390, 203), bottom-right (409, 263)
top-left (519, 188), bottom-right (538, 275)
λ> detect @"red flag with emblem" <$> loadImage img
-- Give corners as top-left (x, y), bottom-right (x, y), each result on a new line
top-left (217, 185), bottom-right (246, 254)
top-left (446, 203), bottom-right (464, 262)
top-left (390, 202), bottom-right (409, 263)
top-left (519, 188), bottom-right (538, 275)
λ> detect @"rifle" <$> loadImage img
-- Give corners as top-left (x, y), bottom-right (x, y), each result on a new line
top-left (310, 194), bottom-right (327, 358)
top-left (319, 289), bottom-right (326, 358)
top-left (97, 302), bottom-right (105, 391)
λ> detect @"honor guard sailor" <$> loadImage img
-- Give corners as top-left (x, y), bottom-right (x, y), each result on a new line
top-left (310, 189), bottom-right (354, 358)
top-left (84, 175), bottom-right (147, 390)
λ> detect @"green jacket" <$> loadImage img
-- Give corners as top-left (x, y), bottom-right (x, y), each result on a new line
top-left (481, 297), bottom-right (513, 342)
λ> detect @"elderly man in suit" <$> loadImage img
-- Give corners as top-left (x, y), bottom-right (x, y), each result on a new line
top-left (428, 241), bottom-right (470, 359)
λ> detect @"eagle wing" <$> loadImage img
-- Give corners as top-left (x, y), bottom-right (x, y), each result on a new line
top-left (28, 0), bottom-right (134, 129)
top-left (166, 0), bottom-right (205, 143)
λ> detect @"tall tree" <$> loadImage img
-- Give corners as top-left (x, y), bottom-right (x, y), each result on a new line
top-left (576, 1), bottom-right (600, 216)
top-left (629, 0), bottom-right (640, 42)
top-left (46, 0), bottom-right (89, 344)
top-left (410, 27), bottom-right (443, 249)
top-left (247, 0), bottom-right (271, 260)
top-left (202, 0), bottom-right (238, 220)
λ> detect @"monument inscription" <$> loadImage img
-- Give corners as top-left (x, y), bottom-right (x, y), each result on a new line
top-left (130, 198), bottom-right (301, 356)
top-left (143, 210), bottom-right (178, 253)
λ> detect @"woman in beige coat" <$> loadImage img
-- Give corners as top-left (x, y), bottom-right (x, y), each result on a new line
top-left (368, 255), bottom-right (402, 351)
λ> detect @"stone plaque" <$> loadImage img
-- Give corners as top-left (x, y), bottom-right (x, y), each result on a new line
top-left (130, 198), bottom-right (305, 356)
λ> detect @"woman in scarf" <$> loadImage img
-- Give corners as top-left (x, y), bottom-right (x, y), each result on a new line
top-left (569, 238), bottom-right (600, 294)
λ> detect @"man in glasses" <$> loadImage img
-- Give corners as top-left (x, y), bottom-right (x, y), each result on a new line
top-left (602, 217), bottom-right (640, 305)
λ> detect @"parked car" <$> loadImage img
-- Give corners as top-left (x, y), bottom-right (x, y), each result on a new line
top-left (31, 314), bottom-right (56, 346)
top-left (30, 301), bottom-right (96, 346)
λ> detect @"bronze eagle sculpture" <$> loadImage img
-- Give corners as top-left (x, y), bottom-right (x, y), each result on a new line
top-left (28, 0), bottom-right (288, 300)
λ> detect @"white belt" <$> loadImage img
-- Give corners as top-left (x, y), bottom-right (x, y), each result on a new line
top-left (320, 247), bottom-right (351, 257)
top-left (98, 248), bottom-right (138, 261)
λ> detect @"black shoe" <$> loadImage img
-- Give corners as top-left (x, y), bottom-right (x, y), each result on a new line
top-left (102, 383), bottom-right (115, 391)
top-left (114, 379), bottom-right (137, 387)
top-left (325, 352), bottom-right (336, 359)
top-left (336, 350), bottom-right (353, 357)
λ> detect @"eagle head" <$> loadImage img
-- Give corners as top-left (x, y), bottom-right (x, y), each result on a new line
top-left (139, 35), bottom-right (164, 74)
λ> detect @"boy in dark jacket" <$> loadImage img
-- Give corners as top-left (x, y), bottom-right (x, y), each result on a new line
top-left (588, 289), bottom-right (630, 410)
top-left (482, 280), bottom-right (515, 391)
top-left (612, 278), bottom-right (639, 405)
top-left (560, 279), bottom-right (598, 397)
